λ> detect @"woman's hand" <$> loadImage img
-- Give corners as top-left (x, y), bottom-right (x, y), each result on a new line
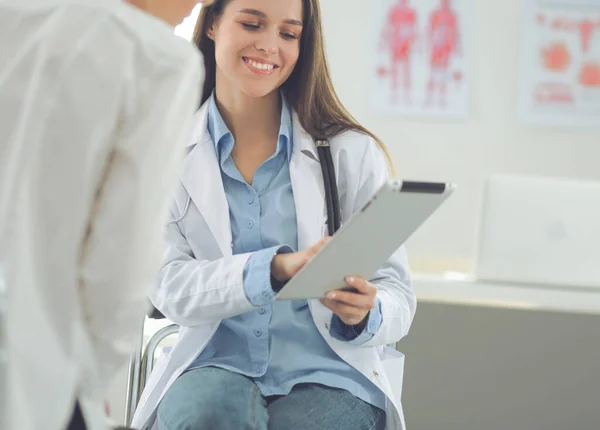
top-left (320, 276), bottom-right (377, 326)
top-left (271, 237), bottom-right (331, 283)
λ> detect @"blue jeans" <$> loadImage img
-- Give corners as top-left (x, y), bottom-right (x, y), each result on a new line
top-left (157, 367), bottom-right (386, 430)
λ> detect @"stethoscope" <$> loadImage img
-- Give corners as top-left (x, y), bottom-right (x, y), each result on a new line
top-left (169, 138), bottom-right (342, 237)
top-left (314, 139), bottom-right (341, 236)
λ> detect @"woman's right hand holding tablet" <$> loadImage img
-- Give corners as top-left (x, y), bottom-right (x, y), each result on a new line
top-left (271, 237), bottom-right (331, 283)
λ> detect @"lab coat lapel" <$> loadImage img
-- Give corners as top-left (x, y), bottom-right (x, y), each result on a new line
top-left (290, 112), bottom-right (327, 251)
top-left (180, 105), bottom-right (232, 256)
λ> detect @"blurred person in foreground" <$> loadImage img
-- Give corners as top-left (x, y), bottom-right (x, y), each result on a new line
top-left (0, 1), bottom-right (214, 429)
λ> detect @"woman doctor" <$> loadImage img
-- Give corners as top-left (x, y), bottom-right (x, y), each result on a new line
top-left (131, 0), bottom-right (416, 429)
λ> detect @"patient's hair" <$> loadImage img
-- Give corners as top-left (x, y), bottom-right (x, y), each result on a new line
top-left (193, 0), bottom-right (395, 174)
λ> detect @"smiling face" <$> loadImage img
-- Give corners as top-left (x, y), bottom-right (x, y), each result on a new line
top-left (208, 0), bottom-right (303, 99)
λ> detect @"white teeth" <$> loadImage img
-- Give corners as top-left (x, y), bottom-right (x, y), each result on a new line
top-left (247, 59), bottom-right (274, 71)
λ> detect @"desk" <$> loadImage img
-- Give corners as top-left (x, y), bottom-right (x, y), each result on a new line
top-left (402, 275), bottom-right (600, 430)
top-left (413, 273), bottom-right (600, 315)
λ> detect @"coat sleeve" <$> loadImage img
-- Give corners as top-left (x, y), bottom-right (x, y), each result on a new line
top-left (149, 207), bottom-right (261, 327)
top-left (349, 139), bottom-right (417, 348)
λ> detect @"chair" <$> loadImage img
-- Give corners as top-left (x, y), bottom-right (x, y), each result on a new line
top-left (123, 308), bottom-right (177, 427)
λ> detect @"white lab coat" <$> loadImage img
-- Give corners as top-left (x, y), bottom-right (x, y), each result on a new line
top-left (131, 104), bottom-right (417, 430)
top-left (0, 1), bottom-right (202, 429)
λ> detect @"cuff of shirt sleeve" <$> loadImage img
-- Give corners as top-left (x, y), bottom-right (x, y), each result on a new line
top-left (329, 297), bottom-right (383, 345)
top-left (243, 245), bottom-right (294, 307)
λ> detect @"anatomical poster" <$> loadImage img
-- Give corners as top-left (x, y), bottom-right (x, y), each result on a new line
top-left (370, 0), bottom-right (471, 119)
top-left (518, 0), bottom-right (600, 128)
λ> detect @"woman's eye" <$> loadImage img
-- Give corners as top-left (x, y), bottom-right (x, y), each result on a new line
top-left (280, 32), bottom-right (298, 40)
top-left (241, 22), bottom-right (260, 30)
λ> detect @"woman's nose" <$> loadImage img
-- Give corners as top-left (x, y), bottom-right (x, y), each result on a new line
top-left (254, 31), bottom-right (278, 56)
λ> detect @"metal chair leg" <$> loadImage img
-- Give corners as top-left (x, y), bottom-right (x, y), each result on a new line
top-left (124, 323), bottom-right (179, 427)
top-left (124, 318), bottom-right (145, 427)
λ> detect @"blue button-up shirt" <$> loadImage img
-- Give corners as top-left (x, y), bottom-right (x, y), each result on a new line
top-left (188, 93), bottom-right (386, 411)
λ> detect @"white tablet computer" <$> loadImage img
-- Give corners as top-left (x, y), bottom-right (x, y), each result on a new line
top-left (276, 180), bottom-right (456, 300)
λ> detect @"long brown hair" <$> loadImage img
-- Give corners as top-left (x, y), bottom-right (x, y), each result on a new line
top-left (193, 0), bottom-right (395, 175)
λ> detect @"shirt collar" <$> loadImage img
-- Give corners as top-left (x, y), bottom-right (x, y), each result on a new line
top-left (207, 91), bottom-right (294, 162)
top-left (278, 93), bottom-right (293, 161)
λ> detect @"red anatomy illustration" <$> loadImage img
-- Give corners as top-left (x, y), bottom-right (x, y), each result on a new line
top-left (378, 0), bottom-right (418, 104)
top-left (579, 62), bottom-right (600, 87)
top-left (579, 19), bottom-right (594, 52)
top-left (548, 16), bottom-right (600, 53)
top-left (537, 14), bottom-right (600, 88)
top-left (424, 0), bottom-right (461, 108)
top-left (542, 41), bottom-right (571, 72)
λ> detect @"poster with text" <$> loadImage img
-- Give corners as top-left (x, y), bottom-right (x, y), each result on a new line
top-left (370, 0), bottom-right (471, 119)
top-left (518, 0), bottom-right (600, 128)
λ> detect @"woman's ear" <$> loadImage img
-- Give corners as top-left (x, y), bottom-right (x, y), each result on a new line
top-left (206, 15), bottom-right (218, 41)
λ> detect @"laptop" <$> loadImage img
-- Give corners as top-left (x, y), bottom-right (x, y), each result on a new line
top-left (475, 174), bottom-right (600, 289)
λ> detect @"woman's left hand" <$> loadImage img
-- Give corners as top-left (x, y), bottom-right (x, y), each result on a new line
top-left (320, 276), bottom-right (377, 326)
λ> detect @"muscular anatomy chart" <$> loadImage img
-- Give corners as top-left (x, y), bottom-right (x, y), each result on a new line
top-left (371, 0), bottom-right (471, 118)
top-left (518, 0), bottom-right (600, 128)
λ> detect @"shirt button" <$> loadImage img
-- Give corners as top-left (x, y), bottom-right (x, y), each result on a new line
top-left (259, 308), bottom-right (267, 315)
top-left (373, 371), bottom-right (379, 377)
top-left (248, 196), bottom-right (255, 204)
top-left (253, 329), bottom-right (263, 337)
top-left (247, 221), bottom-right (254, 229)
top-left (255, 365), bottom-right (264, 373)
top-left (324, 322), bottom-right (330, 330)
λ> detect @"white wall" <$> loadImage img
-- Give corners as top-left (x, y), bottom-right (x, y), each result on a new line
top-left (320, 0), bottom-right (600, 273)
